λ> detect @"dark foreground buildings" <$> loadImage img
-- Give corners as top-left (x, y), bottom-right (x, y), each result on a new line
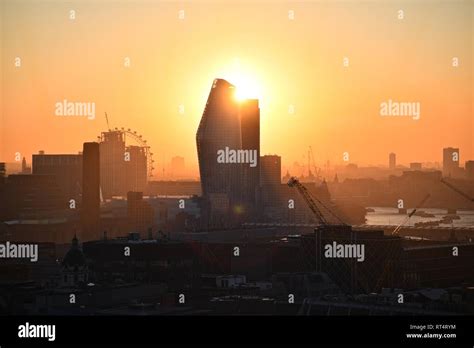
top-left (81, 224), bottom-right (474, 296)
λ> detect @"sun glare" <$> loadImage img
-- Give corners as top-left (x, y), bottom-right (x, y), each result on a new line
top-left (220, 59), bottom-right (263, 102)
top-left (233, 75), bottom-right (261, 102)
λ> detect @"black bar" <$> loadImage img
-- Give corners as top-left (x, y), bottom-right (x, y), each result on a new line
top-left (0, 316), bottom-right (472, 346)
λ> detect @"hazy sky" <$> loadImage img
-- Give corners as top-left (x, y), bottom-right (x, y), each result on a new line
top-left (1, 0), bottom-right (473, 177)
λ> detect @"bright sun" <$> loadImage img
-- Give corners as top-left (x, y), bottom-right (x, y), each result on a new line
top-left (233, 75), bottom-right (261, 101)
top-left (220, 59), bottom-right (263, 102)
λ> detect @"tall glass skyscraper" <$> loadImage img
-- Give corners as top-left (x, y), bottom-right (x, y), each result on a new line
top-left (196, 79), bottom-right (260, 227)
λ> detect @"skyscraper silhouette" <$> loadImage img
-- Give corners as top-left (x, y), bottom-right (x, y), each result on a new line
top-left (389, 153), bottom-right (396, 170)
top-left (125, 145), bottom-right (147, 193)
top-left (443, 147), bottom-right (460, 178)
top-left (82, 142), bottom-right (100, 241)
top-left (240, 99), bottom-right (260, 209)
top-left (196, 78), bottom-right (260, 226)
top-left (99, 131), bottom-right (126, 198)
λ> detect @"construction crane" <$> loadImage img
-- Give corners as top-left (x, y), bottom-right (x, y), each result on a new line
top-left (105, 112), bottom-right (111, 131)
top-left (308, 146), bottom-right (322, 181)
top-left (288, 177), bottom-right (380, 293)
top-left (440, 178), bottom-right (474, 202)
top-left (287, 176), bottom-right (346, 226)
top-left (378, 193), bottom-right (432, 289)
top-left (392, 193), bottom-right (431, 235)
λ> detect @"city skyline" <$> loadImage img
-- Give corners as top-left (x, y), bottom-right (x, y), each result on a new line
top-left (1, 1), bottom-right (474, 339)
top-left (4, 142), bottom-right (474, 180)
top-left (1, 1), bottom-right (472, 176)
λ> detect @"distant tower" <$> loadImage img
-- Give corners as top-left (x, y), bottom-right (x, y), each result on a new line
top-left (21, 157), bottom-right (31, 174)
top-left (82, 142), bottom-right (100, 241)
top-left (389, 153), bottom-right (396, 170)
top-left (22, 157), bottom-right (27, 172)
top-left (443, 147), bottom-right (460, 177)
top-left (260, 155), bottom-right (281, 209)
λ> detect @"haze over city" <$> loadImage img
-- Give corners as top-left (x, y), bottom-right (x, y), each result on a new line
top-left (2, 0), bottom-right (473, 178)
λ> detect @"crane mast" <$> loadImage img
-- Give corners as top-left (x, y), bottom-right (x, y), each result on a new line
top-left (287, 176), bottom-right (345, 226)
top-left (105, 112), bottom-right (111, 131)
top-left (308, 146), bottom-right (321, 181)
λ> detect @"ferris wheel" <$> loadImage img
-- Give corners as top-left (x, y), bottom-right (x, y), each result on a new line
top-left (97, 115), bottom-right (155, 178)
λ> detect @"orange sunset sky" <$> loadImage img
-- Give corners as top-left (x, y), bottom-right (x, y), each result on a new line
top-left (1, 0), bottom-right (473, 178)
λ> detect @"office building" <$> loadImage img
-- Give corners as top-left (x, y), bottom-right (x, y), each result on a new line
top-left (443, 147), bottom-right (460, 177)
top-left (409, 162), bottom-right (422, 170)
top-left (3, 174), bottom-right (65, 219)
top-left (260, 155), bottom-right (282, 209)
top-left (240, 99), bottom-right (260, 207)
top-left (125, 145), bottom-right (147, 193)
top-left (32, 152), bottom-right (82, 200)
top-left (82, 142), bottom-right (100, 241)
top-left (99, 131), bottom-right (127, 198)
top-left (465, 160), bottom-right (474, 180)
top-left (127, 191), bottom-right (154, 236)
top-left (196, 79), bottom-right (243, 226)
top-left (389, 153), bottom-right (396, 170)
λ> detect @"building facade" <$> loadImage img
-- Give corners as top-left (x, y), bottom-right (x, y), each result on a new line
top-left (32, 153), bottom-right (83, 201)
top-left (82, 142), bottom-right (100, 241)
top-left (196, 79), bottom-right (260, 226)
top-left (443, 147), bottom-right (460, 177)
top-left (99, 131), bottom-right (126, 198)
top-left (389, 153), bottom-right (396, 170)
